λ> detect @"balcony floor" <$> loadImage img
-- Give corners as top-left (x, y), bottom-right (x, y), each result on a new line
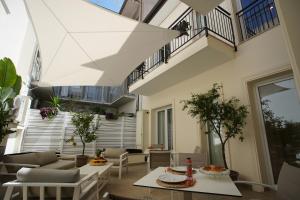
top-left (103, 164), bottom-right (276, 200)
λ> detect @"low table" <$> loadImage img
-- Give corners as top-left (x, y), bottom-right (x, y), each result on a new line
top-left (134, 167), bottom-right (242, 200)
top-left (80, 162), bottom-right (113, 193)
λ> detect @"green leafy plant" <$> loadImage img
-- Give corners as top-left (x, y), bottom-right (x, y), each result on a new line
top-left (96, 148), bottom-right (104, 158)
top-left (182, 84), bottom-right (248, 169)
top-left (66, 112), bottom-right (99, 155)
top-left (40, 96), bottom-right (61, 119)
top-left (0, 58), bottom-right (22, 144)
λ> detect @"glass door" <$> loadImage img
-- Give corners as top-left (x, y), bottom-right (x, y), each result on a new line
top-left (156, 107), bottom-right (173, 150)
top-left (257, 77), bottom-right (300, 183)
top-left (208, 124), bottom-right (224, 166)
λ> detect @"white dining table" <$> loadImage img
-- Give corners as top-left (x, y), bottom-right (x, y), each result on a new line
top-left (134, 167), bottom-right (242, 200)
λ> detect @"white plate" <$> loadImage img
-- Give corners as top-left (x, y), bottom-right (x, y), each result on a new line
top-left (170, 166), bottom-right (187, 173)
top-left (158, 173), bottom-right (187, 183)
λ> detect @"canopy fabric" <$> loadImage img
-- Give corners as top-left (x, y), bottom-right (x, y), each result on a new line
top-left (180, 0), bottom-right (224, 14)
top-left (24, 0), bottom-right (178, 86)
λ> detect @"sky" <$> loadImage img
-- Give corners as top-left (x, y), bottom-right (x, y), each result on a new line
top-left (90, 0), bottom-right (125, 13)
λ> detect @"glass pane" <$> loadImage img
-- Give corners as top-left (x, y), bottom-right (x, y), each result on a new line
top-left (157, 110), bottom-right (165, 145)
top-left (258, 78), bottom-right (300, 183)
top-left (167, 109), bottom-right (173, 150)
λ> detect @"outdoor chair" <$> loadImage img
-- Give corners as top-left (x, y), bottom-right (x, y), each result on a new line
top-left (173, 152), bottom-right (207, 168)
top-left (148, 144), bottom-right (164, 150)
top-left (103, 148), bottom-right (128, 179)
top-left (149, 150), bottom-right (171, 170)
top-left (3, 167), bottom-right (98, 200)
top-left (234, 162), bottom-right (300, 200)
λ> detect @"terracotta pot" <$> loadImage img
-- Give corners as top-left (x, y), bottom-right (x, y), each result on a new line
top-left (76, 155), bottom-right (89, 167)
top-left (230, 170), bottom-right (239, 181)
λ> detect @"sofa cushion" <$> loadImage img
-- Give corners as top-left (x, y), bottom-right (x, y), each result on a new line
top-left (104, 148), bottom-right (126, 158)
top-left (17, 168), bottom-right (80, 183)
top-left (36, 151), bottom-right (58, 166)
top-left (3, 152), bottom-right (39, 173)
top-left (40, 160), bottom-right (75, 169)
top-left (3, 152), bottom-right (39, 165)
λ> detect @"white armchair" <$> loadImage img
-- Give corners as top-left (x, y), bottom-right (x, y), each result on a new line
top-left (103, 148), bottom-right (128, 179)
top-left (3, 168), bottom-right (99, 200)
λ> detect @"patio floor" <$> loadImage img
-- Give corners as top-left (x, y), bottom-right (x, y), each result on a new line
top-left (103, 163), bottom-right (277, 200)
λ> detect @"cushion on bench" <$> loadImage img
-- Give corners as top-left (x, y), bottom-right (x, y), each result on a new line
top-left (17, 168), bottom-right (80, 183)
top-left (40, 159), bottom-right (75, 169)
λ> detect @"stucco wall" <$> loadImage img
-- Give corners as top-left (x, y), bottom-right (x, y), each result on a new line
top-left (141, 26), bottom-right (291, 182)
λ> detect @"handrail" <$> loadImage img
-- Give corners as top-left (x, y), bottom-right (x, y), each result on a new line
top-left (127, 7), bottom-right (236, 87)
top-left (236, 0), bottom-right (279, 41)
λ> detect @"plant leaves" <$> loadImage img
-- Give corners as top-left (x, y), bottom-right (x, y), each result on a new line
top-left (0, 87), bottom-right (15, 103)
top-left (0, 58), bottom-right (17, 88)
top-left (13, 75), bottom-right (22, 95)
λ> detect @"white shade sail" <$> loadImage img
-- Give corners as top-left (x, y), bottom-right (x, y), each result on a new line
top-left (24, 0), bottom-right (178, 86)
top-left (180, 0), bottom-right (224, 14)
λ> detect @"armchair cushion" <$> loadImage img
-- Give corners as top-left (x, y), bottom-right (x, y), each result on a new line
top-left (104, 148), bottom-right (126, 158)
top-left (17, 167), bottom-right (80, 183)
top-left (106, 158), bottom-right (127, 166)
top-left (36, 151), bottom-right (58, 166)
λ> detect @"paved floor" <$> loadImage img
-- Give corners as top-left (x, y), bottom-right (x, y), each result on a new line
top-left (102, 164), bottom-right (276, 200)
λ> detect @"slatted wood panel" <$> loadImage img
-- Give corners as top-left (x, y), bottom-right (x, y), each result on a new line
top-left (21, 109), bottom-right (136, 155)
top-left (21, 110), bottom-right (65, 152)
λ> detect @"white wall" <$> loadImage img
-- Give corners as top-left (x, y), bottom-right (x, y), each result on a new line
top-left (0, 0), bottom-right (36, 94)
top-left (118, 99), bottom-right (136, 113)
top-left (141, 26), bottom-right (291, 182)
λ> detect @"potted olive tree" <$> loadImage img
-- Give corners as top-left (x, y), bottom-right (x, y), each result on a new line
top-left (66, 112), bottom-right (99, 167)
top-left (0, 58), bottom-right (22, 147)
top-left (182, 84), bottom-right (248, 180)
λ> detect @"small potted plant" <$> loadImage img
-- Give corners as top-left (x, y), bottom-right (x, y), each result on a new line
top-left (40, 96), bottom-right (61, 119)
top-left (182, 84), bottom-right (248, 180)
top-left (95, 148), bottom-right (105, 159)
top-left (66, 112), bottom-right (99, 167)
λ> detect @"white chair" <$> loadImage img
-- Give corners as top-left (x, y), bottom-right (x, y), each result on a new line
top-left (235, 162), bottom-right (300, 200)
top-left (3, 168), bottom-right (99, 200)
top-left (173, 152), bottom-right (207, 168)
top-left (149, 150), bottom-right (171, 170)
top-left (103, 148), bottom-right (128, 179)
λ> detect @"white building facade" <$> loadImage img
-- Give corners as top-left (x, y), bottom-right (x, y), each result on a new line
top-left (129, 0), bottom-right (300, 186)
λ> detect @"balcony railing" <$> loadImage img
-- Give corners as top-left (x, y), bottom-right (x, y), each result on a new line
top-left (127, 6), bottom-right (236, 87)
top-left (236, 0), bottom-right (279, 41)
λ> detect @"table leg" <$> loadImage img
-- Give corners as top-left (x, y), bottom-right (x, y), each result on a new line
top-left (183, 192), bottom-right (192, 200)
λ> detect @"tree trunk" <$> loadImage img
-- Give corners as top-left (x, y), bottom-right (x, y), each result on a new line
top-left (82, 142), bottom-right (85, 156)
top-left (221, 143), bottom-right (228, 169)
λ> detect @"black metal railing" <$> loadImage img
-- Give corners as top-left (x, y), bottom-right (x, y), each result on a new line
top-left (127, 6), bottom-right (236, 87)
top-left (236, 0), bottom-right (279, 41)
top-left (53, 81), bottom-right (134, 105)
